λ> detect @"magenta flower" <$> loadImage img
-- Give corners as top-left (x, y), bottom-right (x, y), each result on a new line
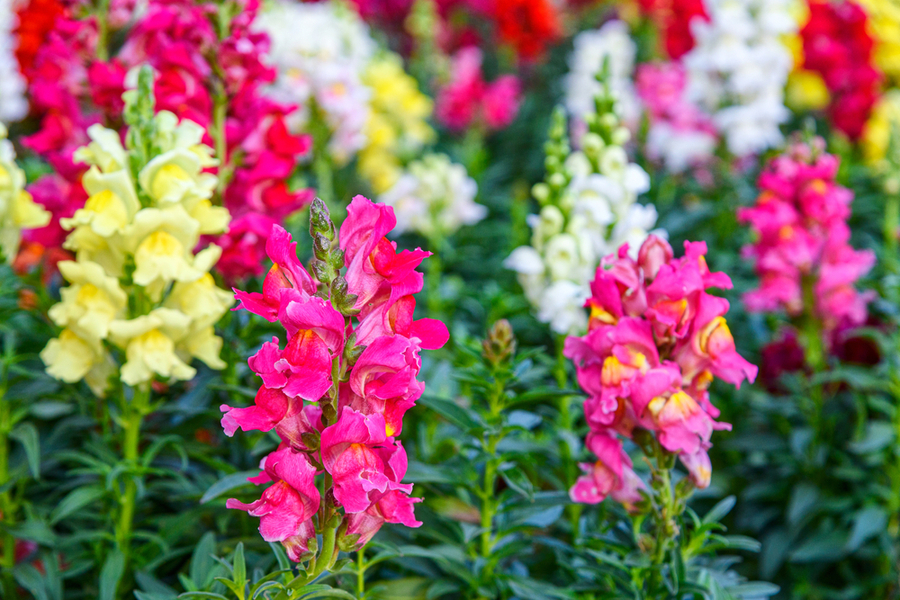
top-left (567, 235), bottom-right (756, 503)
top-left (435, 46), bottom-right (521, 133)
top-left (738, 139), bottom-right (876, 342)
top-left (225, 197), bottom-right (447, 560)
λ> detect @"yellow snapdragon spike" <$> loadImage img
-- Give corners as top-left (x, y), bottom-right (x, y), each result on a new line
top-left (139, 149), bottom-right (217, 206)
top-left (359, 52), bottom-right (435, 194)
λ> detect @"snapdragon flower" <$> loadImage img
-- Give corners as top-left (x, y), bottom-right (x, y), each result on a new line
top-left (683, 0), bottom-right (796, 156)
top-left (739, 137), bottom-right (876, 340)
top-left (507, 72), bottom-right (657, 336)
top-left (564, 21), bottom-right (639, 138)
top-left (0, 125), bottom-right (50, 262)
top-left (566, 235), bottom-right (757, 503)
top-left (41, 71), bottom-right (232, 396)
top-left (379, 153), bottom-right (485, 240)
top-left (223, 196), bottom-right (448, 560)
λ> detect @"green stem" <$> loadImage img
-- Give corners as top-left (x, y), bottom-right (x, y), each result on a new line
top-left (647, 439), bottom-right (677, 592)
top-left (356, 547), bottom-right (365, 599)
top-left (115, 386), bottom-right (148, 596)
top-left (314, 150), bottom-right (335, 210)
top-left (480, 456), bottom-right (497, 559)
top-left (884, 193), bottom-right (899, 275)
top-left (799, 274), bottom-right (827, 448)
top-left (95, 0), bottom-right (112, 61)
top-left (212, 88), bottom-right (230, 200)
top-left (306, 523), bottom-right (337, 584)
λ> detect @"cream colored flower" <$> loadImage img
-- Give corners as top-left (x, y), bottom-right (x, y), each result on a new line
top-left (48, 261), bottom-right (127, 341)
top-left (109, 308), bottom-right (196, 385)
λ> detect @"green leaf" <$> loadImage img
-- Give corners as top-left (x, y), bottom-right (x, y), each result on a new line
top-left (499, 466), bottom-right (534, 501)
top-left (13, 564), bottom-right (50, 600)
top-left (845, 506), bottom-right (888, 552)
top-left (418, 395), bottom-right (482, 431)
top-left (28, 401), bottom-right (74, 420)
top-left (727, 582), bottom-right (780, 598)
top-left (190, 532), bottom-right (218, 588)
top-left (50, 486), bottom-right (106, 525)
top-left (10, 422), bottom-right (40, 479)
top-left (200, 471), bottom-right (258, 504)
top-left (786, 483), bottom-right (819, 526)
top-left (99, 550), bottom-right (125, 600)
top-left (178, 594), bottom-right (229, 600)
top-left (233, 543), bottom-right (246, 587)
top-left (848, 422), bottom-right (895, 455)
top-left (702, 496), bottom-right (735, 525)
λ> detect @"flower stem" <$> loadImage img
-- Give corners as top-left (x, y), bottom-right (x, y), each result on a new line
top-left (95, 0), bottom-right (112, 61)
top-left (554, 336), bottom-right (581, 541)
top-left (212, 85), bottom-right (230, 200)
top-left (647, 439), bottom-right (678, 592)
top-left (884, 193), bottom-right (899, 274)
top-left (115, 385), bottom-right (148, 596)
top-left (356, 547), bottom-right (365, 598)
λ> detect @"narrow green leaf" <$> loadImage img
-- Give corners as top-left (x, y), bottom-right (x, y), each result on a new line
top-left (233, 543), bottom-right (246, 587)
top-left (50, 486), bottom-right (106, 525)
top-left (99, 550), bottom-right (125, 600)
top-left (200, 471), bottom-right (258, 504)
top-left (10, 422), bottom-right (40, 479)
top-left (702, 496), bottom-right (735, 525)
top-left (190, 532), bottom-right (218, 588)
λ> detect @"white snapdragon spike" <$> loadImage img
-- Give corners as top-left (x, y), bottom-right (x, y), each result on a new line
top-left (0, 0), bottom-right (27, 123)
top-left (683, 0), bottom-right (796, 156)
top-left (564, 21), bottom-right (639, 136)
top-left (379, 153), bottom-right (485, 239)
top-left (505, 103), bottom-right (661, 336)
top-left (255, 0), bottom-right (375, 164)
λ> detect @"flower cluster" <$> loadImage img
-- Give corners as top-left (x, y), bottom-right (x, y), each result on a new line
top-left (738, 138), bottom-right (876, 338)
top-left (493, 0), bottom-right (561, 62)
top-left (565, 21), bottom-right (639, 138)
top-left (21, 0), bottom-right (313, 281)
top-left (566, 235), bottom-right (757, 503)
top-left (256, 0), bottom-right (376, 165)
top-left (638, 0), bottom-right (708, 59)
top-left (41, 75), bottom-right (232, 396)
top-left (435, 46), bottom-right (521, 134)
top-left (800, 0), bottom-right (881, 140)
top-left (223, 196), bottom-right (448, 560)
top-left (379, 152), bottom-right (485, 239)
top-left (118, 0), bottom-right (314, 281)
top-left (636, 62), bottom-right (717, 172)
top-left (358, 53), bottom-right (435, 194)
top-left (683, 0), bottom-right (796, 157)
top-left (0, 0), bottom-right (27, 123)
top-left (0, 125), bottom-right (50, 261)
top-left (13, 0), bottom-right (65, 81)
top-left (506, 78), bottom-right (656, 335)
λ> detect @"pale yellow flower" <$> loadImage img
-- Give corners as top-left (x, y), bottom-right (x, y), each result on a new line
top-left (178, 325), bottom-right (226, 370)
top-left (863, 90), bottom-right (900, 164)
top-left (164, 272), bottom-right (234, 329)
top-left (48, 260), bottom-right (127, 341)
top-left (109, 308), bottom-right (196, 385)
top-left (73, 124), bottom-right (129, 173)
top-left (0, 127), bottom-right (50, 261)
top-left (41, 328), bottom-right (114, 396)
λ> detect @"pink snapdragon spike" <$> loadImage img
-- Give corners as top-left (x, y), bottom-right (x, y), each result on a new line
top-left (435, 46), bottom-right (521, 133)
top-left (224, 196), bottom-right (448, 561)
top-left (738, 138), bottom-right (876, 343)
top-left (566, 235), bottom-right (757, 504)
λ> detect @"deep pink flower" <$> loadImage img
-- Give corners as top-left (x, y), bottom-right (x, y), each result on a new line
top-left (227, 446), bottom-right (320, 547)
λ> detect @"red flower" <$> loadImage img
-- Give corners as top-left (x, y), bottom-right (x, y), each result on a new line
top-left (638, 0), bottom-right (708, 59)
top-left (493, 0), bottom-right (561, 61)
top-left (801, 0), bottom-right (881, 139)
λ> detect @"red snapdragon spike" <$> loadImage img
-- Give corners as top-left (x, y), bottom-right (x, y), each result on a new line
top-left (220, 385), bottom-right (291, 436)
